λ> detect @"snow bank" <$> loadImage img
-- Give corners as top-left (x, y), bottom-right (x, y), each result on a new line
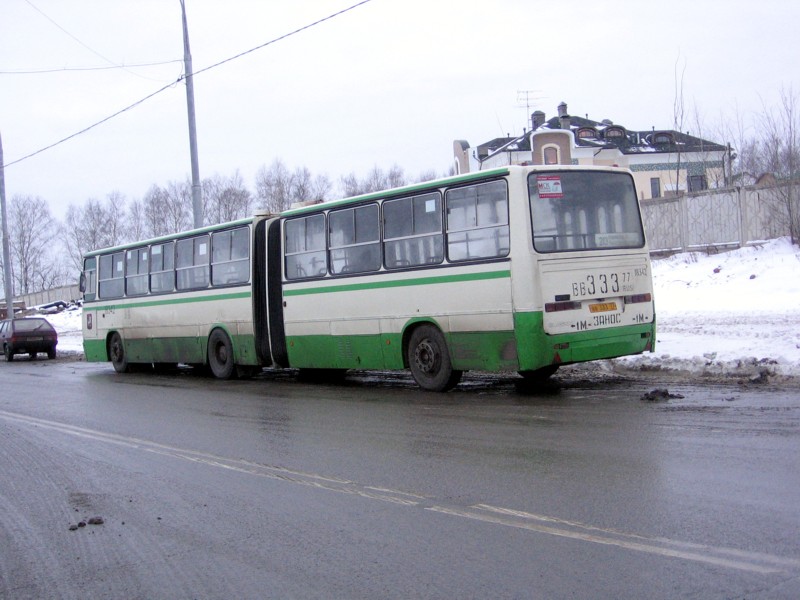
top-left (614, 237), bottom-right (800, 378)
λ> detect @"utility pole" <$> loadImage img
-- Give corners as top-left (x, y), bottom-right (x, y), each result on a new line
top-left (180, 0), bottom-right (203, 229)
top-left (0, 132), bottom-right (15, 319)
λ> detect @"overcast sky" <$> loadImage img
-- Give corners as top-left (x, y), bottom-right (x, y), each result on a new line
top-left (2, 0), bottom-right (798, 219)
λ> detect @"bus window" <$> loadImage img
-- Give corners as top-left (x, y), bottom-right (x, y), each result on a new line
top-left (445, 180), bottom-right (509, 261)
top-left (285, 215), bottom-right (326, 279)
top-left (176, 235), bottom-right (210, 290)
top-left (125, 247), bottom-right (149, 296)
top-left (98, 252), bottom-right (124, 299)
top-left (383, 193), bottom-right (443, 268)
top-left (329, 204), bottom-right (381, 275)
top-left (529, 171), bottom-right (645, 252)
top-left (150, 242), bottom-right (175, 293)
top-left (212, 227), bottom-right (250, 286)
top-left (82, 257), bottom-right (97, 301)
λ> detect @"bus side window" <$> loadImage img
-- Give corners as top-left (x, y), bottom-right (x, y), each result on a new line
top-left (98, 252), bottom-right (124, 299)
top-left (445, 180), bottom-right (509, 261)
top-left (176, 236), bottom-right (210, 290)
top-left (329, 204), bottom-right (381, 275)
top-left (150, 242), bottom-right (175, 293)
top-left (82, 257), bottom-right (97, 301)
top-left (212, 227), bottom-right (250, 286)
top-left (383, 193), bottom-right (443, 269)
top-left (125, 247), bottom-right (149, 296)
top-left (285, 215), bottom-right (327, 279)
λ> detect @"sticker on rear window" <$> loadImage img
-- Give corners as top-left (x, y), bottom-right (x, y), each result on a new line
top-left (537, 175), bottom-right (563, 199)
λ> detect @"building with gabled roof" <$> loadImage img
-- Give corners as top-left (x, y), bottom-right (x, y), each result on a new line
top-left (454, 101), bottom-right (730, 200)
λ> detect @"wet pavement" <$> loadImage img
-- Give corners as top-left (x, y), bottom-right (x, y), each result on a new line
top-left (1, 359), bottom-right (799, 598)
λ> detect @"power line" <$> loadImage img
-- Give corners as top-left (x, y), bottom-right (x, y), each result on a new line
top-left (21, 0), bottom-right (162, 80)
top-left (3, 0), bottom-right (376, 170)
top-left (3, 81), bottom-right (178, 168)
top-left (0, 60), bottom-right (184, 75)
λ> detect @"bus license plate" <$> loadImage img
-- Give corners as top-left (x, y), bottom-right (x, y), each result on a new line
top-left (589, 302), bottom-right (617, 313)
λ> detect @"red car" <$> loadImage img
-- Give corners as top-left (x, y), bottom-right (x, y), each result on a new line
top-left (0, 317), bottom-right (58, 361)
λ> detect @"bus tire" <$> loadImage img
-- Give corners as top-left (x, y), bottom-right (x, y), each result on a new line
top-left (109, 332), bottom-right (129, 373)
top-left (407, 325), bottom-right (462, 392)
top-left (208, 329), bottom-right (237, 380)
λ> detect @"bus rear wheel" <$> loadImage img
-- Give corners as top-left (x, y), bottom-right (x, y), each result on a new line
top-left (407, 325), bottom-right (462, 392)
top-left (208, 329), bottom-right (237, 379)
top-left (109, 332), bottom-right (129, 373)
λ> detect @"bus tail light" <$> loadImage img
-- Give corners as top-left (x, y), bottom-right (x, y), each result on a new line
top-left (545, 301), bottom-right (581, 313)
top-left (624, 293), bottom-right (652, 304)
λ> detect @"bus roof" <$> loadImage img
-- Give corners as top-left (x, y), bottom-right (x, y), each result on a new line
top-left (83, 216), bottom-right (254, 258)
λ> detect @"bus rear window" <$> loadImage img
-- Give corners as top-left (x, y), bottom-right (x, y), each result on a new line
top-left (529, 171), bottom-right (644, 253)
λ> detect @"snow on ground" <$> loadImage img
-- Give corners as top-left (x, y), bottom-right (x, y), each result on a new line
top-left (42, 237), bottom-right (800, 380)
top-left (613, 236), bottom-right (800, 379)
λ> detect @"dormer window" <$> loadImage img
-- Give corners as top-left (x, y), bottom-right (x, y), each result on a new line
top-left (604, 127), bottom-right (625, 139)
top-left (577, 127), bottom-right (597, 139)
top-left (653, 132), bottom-right (674, 145)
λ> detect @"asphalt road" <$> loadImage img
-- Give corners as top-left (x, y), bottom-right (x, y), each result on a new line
top-left (1, 358), bottom-right (799, 599)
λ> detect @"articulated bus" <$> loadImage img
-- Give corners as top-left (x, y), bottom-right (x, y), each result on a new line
top-left (80, 165), bottom-right (656, 391)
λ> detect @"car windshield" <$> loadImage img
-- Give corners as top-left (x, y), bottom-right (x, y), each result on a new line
top-left (13, 319), bottom-right (53, 332)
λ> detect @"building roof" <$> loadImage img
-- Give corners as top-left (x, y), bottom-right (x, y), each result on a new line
top-left (539, 111), bottom-right (727, 155)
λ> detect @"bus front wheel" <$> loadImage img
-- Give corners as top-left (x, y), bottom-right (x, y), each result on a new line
top-left (208, 329), bottom-right (237, 380)
top-left (407, 325), bottom-right (462, 392)
top-left (109, 333), bottom-right (129, 373)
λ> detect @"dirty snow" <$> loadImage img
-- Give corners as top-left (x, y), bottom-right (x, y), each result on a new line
top-left (43, 237), bottom-right (800, 379)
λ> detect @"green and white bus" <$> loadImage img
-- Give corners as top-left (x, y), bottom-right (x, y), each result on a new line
top-left (80, 165), bottom-right (655, 391)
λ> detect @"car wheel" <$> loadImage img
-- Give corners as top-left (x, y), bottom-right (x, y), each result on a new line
top-left (47, 346), bottom-right (57, 360)
top-left (4, 345), bottom-right (13, 362)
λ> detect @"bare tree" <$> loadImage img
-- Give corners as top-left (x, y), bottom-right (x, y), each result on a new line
top-left (141, 185), bottom-right (172, 238)
top-left (61, 194), bottom-right (127, 271)
top-left (338, 172), bottom-right (362, 197)
top-left (126, 199), bottom-right (147, 242)
top-left (203, 170), bottom-right (253, 225)
top-left (338, 164), bottom-right (408, 198)
top-left (291, 166), bottom-right (314, 203)
top-left (666, 55), bottom-right (687, 197)
top-left (255, 159), bottom-right (294, 213)
top-left (310, 173), bottom-right (332, 203)
top-left (757, 86), bottom-right (800, 245)
top-left (8, 195), bottom-right (64, 294)
top-left (139, 181), bottom-right (192, 237)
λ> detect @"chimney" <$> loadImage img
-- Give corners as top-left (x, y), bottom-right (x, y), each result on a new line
top-left (531, 110), bottom-right (546, 129)
top-left (557, 102), bottom-right (570, 129)
top-left (557, 102), bottom-right (568, 117)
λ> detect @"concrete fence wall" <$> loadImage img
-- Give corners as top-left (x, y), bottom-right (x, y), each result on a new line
top-left (641, 182), bottom-right (796, 254)
top-left (12, 284), bottom-right (81, 309)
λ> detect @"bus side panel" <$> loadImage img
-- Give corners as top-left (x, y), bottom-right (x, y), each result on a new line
top-left (82, 307), bottom-right (105, 361)
top-left (282, 265), bottom-right (514, 371)
top-left (82, 292), bottom-right (256, 366)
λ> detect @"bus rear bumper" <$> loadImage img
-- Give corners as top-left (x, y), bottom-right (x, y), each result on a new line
top-left (514, 311), bottom-right (656, 372)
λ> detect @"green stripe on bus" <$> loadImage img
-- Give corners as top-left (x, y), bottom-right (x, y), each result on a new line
top-left (86, 291), bottom-right (251, 312)
top-left (283, 269), bottom-right (512, 297)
